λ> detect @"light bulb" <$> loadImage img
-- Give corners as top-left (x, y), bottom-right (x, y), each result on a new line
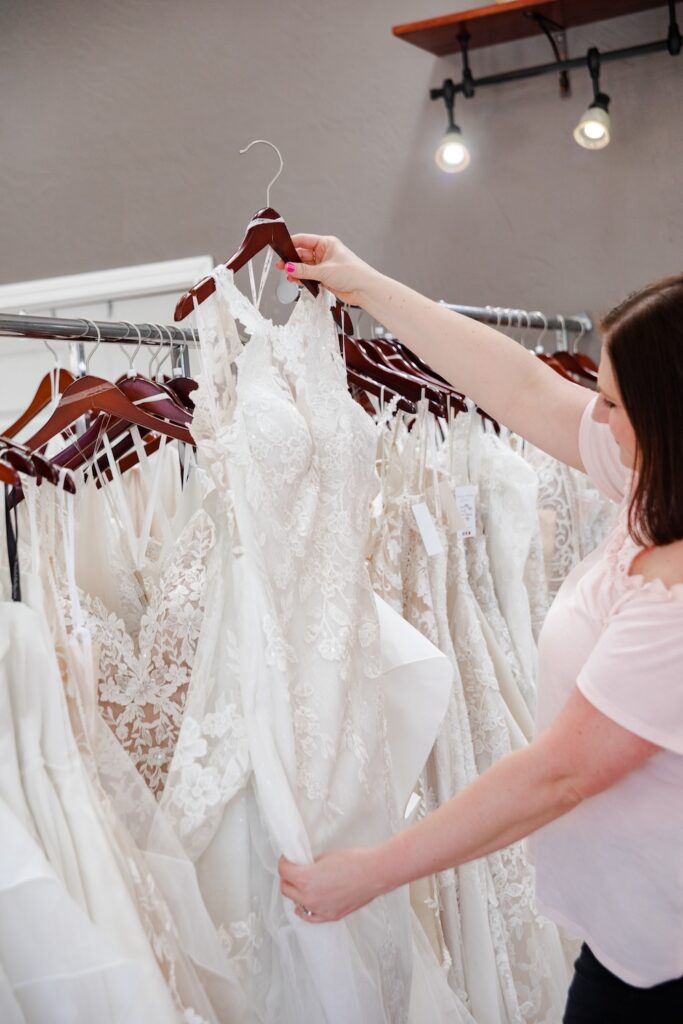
top-left (573, 103), bottom-right (611, 150)
top-left (583, 120), bottom-right (606, 140)
top-left (435, 127), bottom-right (471, 173)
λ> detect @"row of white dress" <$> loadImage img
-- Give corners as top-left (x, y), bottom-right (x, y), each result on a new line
top-left (2, 271), bottom-right (475, 1024)
top-left (0, 268), bottom-right (614, 1023)
top-left (363, 397), bottom-right (614, 1024)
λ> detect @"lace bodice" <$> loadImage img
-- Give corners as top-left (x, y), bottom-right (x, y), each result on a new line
top-left (76, 510), bottom-right (215, 796)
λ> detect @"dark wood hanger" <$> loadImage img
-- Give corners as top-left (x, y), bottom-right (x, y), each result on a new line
top-left (25, 375), bottom-right (194, 453)
top-left (536, 352), bottom-right (577, 382)
top-left (0, 436), bottom-right (70, 489)
top-left (551, 351), bottom-right (598, 384)
top-left (0, 460), bottom-right (20, 487)
top-left (163, 374), bottom-right (198, 412)
top-left (361, 338), bottom-right (468, 413)
top-left (174, 207), bottom-right (319, 322)
top-left (84, 372), bottom-right (200, 482)
top-left (343, 337), bottom-right (448, 418)
top-left (3, 368), bottom-right (76, 439)
top-left (51, 371), bottom-right (196, 476)
top-left (573, 351), bottom-right (598, 373)
top-left (346, 367), bottom-right (417, 417)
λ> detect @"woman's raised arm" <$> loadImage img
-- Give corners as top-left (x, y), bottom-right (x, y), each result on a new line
top-left (282, 235), bottom-right (592, 469)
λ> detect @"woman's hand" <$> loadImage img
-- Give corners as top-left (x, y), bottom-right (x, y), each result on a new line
top-left (277, 234), bottom-right (376, 306)
top-left (278, 847), bottom-right (385, 924)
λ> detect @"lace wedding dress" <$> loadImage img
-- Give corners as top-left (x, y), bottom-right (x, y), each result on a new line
top-left (0, 595), bottom-right (184, 1022)
top-left (148, 266), bottom-right (472, 1023)
top-left (13, 476), bottom-right (248, 1023)
top-left (524, 444), bottom-right (616, 599)
top-left (369, 405), bottom-right (572, 1023)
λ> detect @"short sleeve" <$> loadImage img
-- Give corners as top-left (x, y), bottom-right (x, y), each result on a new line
top-left (577, 590), bottom-right (683, 754)
top-left (579, 396), bottom-right (631, 503)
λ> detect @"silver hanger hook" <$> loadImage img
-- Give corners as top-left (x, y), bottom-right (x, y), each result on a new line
top-left (517, 309), bottom-right (529, 348)
top-left (572, 318), bottom-right (586, 355)
top-left (129, 321), bottom-right (144, 371)
top-left (42, 336), bottom-right (60, 368)
top-left (117, 321), bottom-right (142, 374)
top-left (148, 324), bottom-right (164, 377)
top-left (533, 311), bottom-right (548, 353)
top-left (239, 139), bottom-right (284, 207)
top-left (557, 314), bottom-right (567, 352)
top-left (155, 324), bottom-right (175, 379)
top-left (83, 319), bottom-right (102, 372)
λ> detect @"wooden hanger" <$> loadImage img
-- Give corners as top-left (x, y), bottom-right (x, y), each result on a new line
top-left (551, 350), bottom-right (598, 384)
top-left (0, 460), bottom-right (20, 487)
top-left (0, 436), bottom-right (70, 488)
top-left (3, 367), bottom-right (75, 439)
top-left (346, 368), bottom-right (417, 417)
top-left (53, 321), bottom-right (196, 474)
top-left (25, 374), bottom-right (194, 453)
top-left (174, 207), bottom-right (320, 321)
top-left (175, 140), bottom-right (322, 321)
top-left (361, 337), bottom-right (468, 412)
top-left (343, 337), bottom-right (449, 418)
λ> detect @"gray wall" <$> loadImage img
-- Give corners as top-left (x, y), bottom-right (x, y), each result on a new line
top-left (1, 0), bottom-right (681, 330)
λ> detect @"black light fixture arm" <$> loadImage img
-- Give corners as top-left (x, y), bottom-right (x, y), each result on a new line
top-left (430, 3), bottom-right (680, 101)
top-left (458, 31), bottom-right (476, 99)
top-left (430, 78), bottom-right (458, 130)
top-left (587, 47), bottom-right (610, 110)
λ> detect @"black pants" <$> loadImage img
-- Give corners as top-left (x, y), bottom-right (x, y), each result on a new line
top-left (563, 944), bottom-right (683, 1023)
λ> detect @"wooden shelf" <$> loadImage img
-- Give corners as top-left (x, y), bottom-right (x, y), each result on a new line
top-left (393, 0), bottom-right (666, 56)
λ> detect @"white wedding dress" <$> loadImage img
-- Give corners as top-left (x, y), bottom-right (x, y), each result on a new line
top-left (150, 267), bottom-right (472, 1023)
top-left (0, 597), bottom-right (183, 1023)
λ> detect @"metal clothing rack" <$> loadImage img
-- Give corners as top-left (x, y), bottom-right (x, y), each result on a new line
top-left (0, 311), bottom-right (197, 377)
top-left (0, 304), bottom-right (593, 365)
top-left (439, 304), bottom-right (592, 335)
top-left (0, 312), bottom-right (199, 346)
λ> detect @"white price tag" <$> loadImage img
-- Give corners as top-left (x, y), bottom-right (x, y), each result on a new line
top-left (454, 484), bottom-right (478, 539)
top-left (439, 480), bottom-right (467, 534)
top-left (412, 502), bottom-right (444, 557)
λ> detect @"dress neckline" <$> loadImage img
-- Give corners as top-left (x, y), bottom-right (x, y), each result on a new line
top-left (612, 513), bottom-right (683, 599)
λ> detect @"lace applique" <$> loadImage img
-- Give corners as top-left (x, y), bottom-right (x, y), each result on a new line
top-left (169, 704), bottom-right (250, 838)
top-left (525, 443), bottom-right (617, 598)
top-left (218, 913), bottom-right (264, 981)
top-left (78, 511), bottom-right (215, 797)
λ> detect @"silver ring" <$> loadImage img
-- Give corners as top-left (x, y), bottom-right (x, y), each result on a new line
top-left (298, 903), bottom-right (314, 917)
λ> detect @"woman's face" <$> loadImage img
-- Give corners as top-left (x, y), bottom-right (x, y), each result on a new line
top-left (593, 350), bottom-right (639, 469)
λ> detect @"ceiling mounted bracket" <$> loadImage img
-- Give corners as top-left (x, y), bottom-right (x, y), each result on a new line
top-left (458, 31), bottom-right (476, 99)
top-left (527, 11), bottom-right (571, 97)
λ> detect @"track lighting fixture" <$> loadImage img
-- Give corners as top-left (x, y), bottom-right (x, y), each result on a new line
top-left (419, 5), bottom-right (681, 169)
top-left (431, 78), bottom-right (471, 173)
top-left (574, 48), bottom-right (611, 149)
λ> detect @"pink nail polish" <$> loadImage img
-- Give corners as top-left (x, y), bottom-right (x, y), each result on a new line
top-left (285, 262), bottom-right (295, 273)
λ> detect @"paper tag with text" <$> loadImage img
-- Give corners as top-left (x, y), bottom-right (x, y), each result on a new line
top-left (439, 480), bottom-right (467, 534)
top-left (412, 502), bottom-right (444, 557)
top-left (454, 484), bottom-right (478, 539)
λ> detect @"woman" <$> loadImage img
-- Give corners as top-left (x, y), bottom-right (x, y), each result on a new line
top-left (277, 240), bottom-right (683, 1022)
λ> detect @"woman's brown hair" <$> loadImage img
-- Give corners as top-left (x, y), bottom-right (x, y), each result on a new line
top-left (601, 272), bottom-right (683, 547)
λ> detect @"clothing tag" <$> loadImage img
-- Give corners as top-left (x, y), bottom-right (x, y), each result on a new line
top-left (412, 502), bottom-right (444, 557)
top-left (454, 484), bottom-right (478, 539)
top-left (439, 480), bottom-right (467, 534)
